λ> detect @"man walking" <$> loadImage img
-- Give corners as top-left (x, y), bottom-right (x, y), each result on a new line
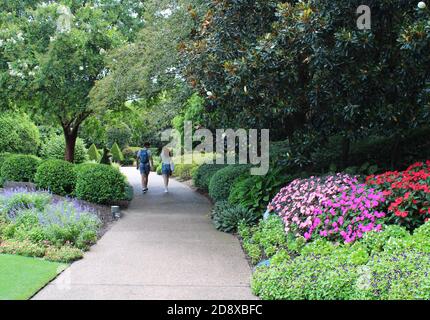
top-left (137, 142), bottom-right (154, 194)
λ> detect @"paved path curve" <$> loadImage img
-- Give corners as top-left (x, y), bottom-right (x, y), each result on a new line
top-left (34, 167), bottom-right (256, 300)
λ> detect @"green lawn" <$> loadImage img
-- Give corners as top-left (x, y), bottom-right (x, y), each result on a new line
top-left (0, 254), bottom-right (67, 300)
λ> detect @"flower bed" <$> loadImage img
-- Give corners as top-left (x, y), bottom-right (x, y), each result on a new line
top-left (267, 174), bottom-right (358, 238)
top-left (366, 161), bottom-right (430, 229)
top-left (246, 161), bottom-right (430, 300)
top-left (0, 188), bottom-right (112, 262)
top-left (309, 184), bottom-right (386, 243)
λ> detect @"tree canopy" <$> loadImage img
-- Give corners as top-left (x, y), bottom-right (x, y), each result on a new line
top-left (0, 0), bottom-right (143, 161)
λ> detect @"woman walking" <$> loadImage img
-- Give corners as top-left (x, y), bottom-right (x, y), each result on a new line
top-left (160, 147), bottom-right (174, 193)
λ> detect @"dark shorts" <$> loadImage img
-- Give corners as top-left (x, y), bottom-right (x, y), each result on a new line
top-left (162, 163), bottom-right (172, 176)
top-left (140, 163), bottom-right (151, 176)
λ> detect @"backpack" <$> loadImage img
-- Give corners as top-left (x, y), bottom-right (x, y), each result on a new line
top-left (139, 149), bottom-right (150, 165)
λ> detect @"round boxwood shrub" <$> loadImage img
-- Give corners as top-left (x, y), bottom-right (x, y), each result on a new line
top-left (0, 153), bottom-right (14, 187)
top-left (40, 135), bottom-right (88, 164)
top-left (208, 165), bottom-right (250, 202)
top-left (1, 154), bottom-right (41, 183)
top-left (75, 164), bottom-right (127, 204)
top-left (34, 160), bottom-right (77, 196)
top-left (74, 163), bottom-right (99, 176)
top-left (0, 113), bottom-right (41, 155)
top-left (192, 164), bottom-right (227, 192)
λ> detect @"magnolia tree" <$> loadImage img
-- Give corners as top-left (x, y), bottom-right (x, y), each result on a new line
top-left (183, 0), bottom-right (430, 147)
top-left (0, 0), bottom-right (144, 162)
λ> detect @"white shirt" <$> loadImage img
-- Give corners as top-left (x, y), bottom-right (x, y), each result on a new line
top-left (160, 152), bottom-right (173, 165)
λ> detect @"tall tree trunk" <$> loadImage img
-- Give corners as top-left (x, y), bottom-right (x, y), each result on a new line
top-left (63, 125), bottom-right (79, 163)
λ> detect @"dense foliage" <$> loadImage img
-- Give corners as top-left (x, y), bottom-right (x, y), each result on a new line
top-left (211, 201), bottom-right (258, 233)
top-left (0, 155), bottom-right (41, 183)
top-left (75, 164), bottom-right (127, 204)
top-left (106, 124), bottom-right (132, 150)
top-left (192, 164), bottom-right (226, 192)
top-left (34, 160), bottom-right (77, 196)
top-left (250, 222), bottom-right (430, 300)
top-left (0, 0), bottom-right (144, 162)
top-left (229, 168), bottom-right (287, 214)
top-left (40, 135), bottom-right (88, 164)
top-left (208, 165), bottom-right (250, 202)
top-left (0, 113), bottom-right (40, 155)
top-left (184, 0), bottom-right (430, 147)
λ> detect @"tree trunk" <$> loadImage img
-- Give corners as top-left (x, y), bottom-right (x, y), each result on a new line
top-left (63, 126), bottom-right (79, 163)
top-left (341, 136), bottom-right (350, 168)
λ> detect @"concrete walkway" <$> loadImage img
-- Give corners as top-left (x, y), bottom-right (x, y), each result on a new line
top-left (34, 167), bottom-right (256, 300)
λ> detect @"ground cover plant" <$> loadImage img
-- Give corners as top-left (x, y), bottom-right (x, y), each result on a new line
top-left (251, 222), bottom-right (430, 300)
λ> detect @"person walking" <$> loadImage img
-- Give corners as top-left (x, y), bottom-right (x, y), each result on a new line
top-left (160, 146), bottom-right (174, 193)
top-left (137, 142), bottom-right (154, 194)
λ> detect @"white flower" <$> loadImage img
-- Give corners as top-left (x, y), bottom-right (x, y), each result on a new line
top-left (206, 91), bottom-right (213, 97)
top-left (418, 1), bottom-right (427, 9)
top-left (79, 66), bottom-right (84, 71)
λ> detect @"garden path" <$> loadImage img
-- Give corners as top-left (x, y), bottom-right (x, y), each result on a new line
top-left (33, 167), bottom-right (256, 300)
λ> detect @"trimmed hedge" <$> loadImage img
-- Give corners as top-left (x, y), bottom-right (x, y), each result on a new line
top-left (208, 165), bottom-right (250, 202)
top-left (111, 142), bottom-right (124, 163)
top-left (74, 163), bottom-right (99, 176)
top-left (0, 112), bottom-right (40, 155)
top-left (34, 160), bottom-right (77, 196)
top-left (87, 144), bottom-right (101, 162)
top-left (0, 154), bottom-right (41, 183)
top-left (75, 164), bottom-right (127, 204)
top-left (0, 153), bottom-right (14, 187)
top-left (192, 164), bottom-right (227, 192)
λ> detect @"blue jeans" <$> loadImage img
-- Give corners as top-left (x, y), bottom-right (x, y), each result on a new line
top-left (140, 163), bottom-right (150, 176)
